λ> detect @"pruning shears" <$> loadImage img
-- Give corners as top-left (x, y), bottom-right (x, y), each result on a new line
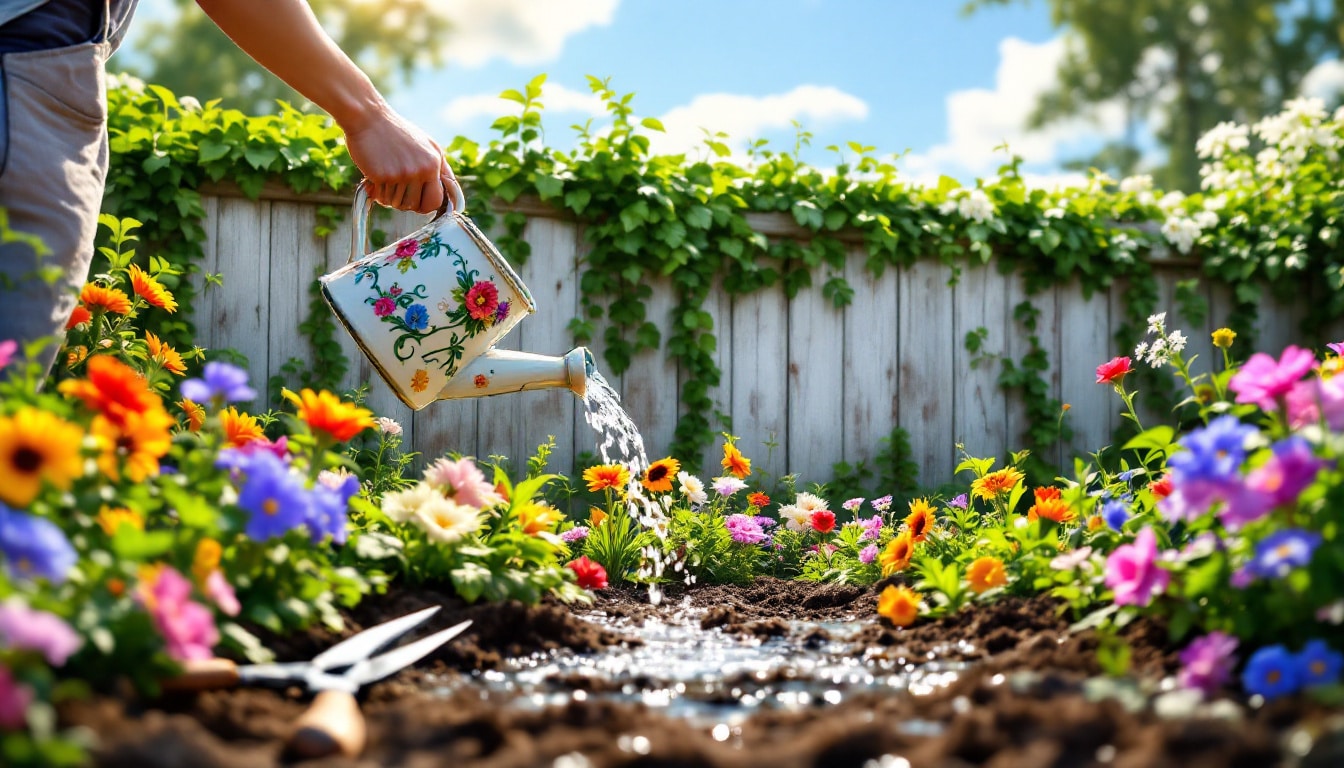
top-left (163, 606), bottom-right (468, 759)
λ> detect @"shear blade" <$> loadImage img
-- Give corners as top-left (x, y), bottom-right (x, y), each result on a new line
top-left (309, 605), bottom-right (441, 671)
top-left (346, 620), bottom-right (472, 687)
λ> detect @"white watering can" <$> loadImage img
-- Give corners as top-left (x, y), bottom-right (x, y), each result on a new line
top-left (320, 181), bottom-right (593, 410)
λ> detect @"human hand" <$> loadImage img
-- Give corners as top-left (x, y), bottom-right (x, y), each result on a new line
top-left (341, 104), bottom-right (462, 215)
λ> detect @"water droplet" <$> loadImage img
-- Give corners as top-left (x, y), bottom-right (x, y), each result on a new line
top-left (712, 724), bottom-right (731, 741)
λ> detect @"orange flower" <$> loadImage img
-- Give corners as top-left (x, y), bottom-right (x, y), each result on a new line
top-left (879, 530), bottom-right (915, 576)
top-left (145, 332), bottom-right (186, 376)
top-left (642, 457), bottom-right (680, 493)
top-left (1033, 486), bottom-right (1061, 502)
top-left (179, 399), bottom-right (206, 432)
top-left (58, 355), bottom-right (158, 427)
top-left (1027, 496), bottom-right (1076, 524)
top-left (904, 498), bottom-right (935, 543)
top-left (0, 408), bottom-right (85, 507)
top-left (518, 501), bottom-right (564, 535)
top-left (128, 265), bottom-right (177, 313)
top-left (589, 506), bottom-right (607, 527)
top-left (220, 407), bottom-right (264, 447)
top-left (96, 506), bottom-right (144, 536)
top-left (877, 585), bottom-right (921, 627)
top-left (722, 440), bottom-right (751, 479)
top-left (106, 577), bottom-right (126, 597)
top-left (966, 556), bottom-right (1007, 593)
top-left (1087, 515), bottom-right (1106, 532)
top-left (748, 491), bottom-right (771, 508)
top-left (410, 369), bottom-right (429, 393)
top-left (79, 283), bottom-right (132, 315)
top-left (282, 388), bottom-right (374, 443)
top-left (192, 538), bottom-right (222, 583)
top-left (92, 406), bottom-right (174, 482)
top-left (971, 467), bottom-right (1024, 501)
top-left (583, 464), bottom-right (630, 493)
top-left (65, 346), bottom-right (88, 368)
top-left (66, 304), bottom-right (92, 329)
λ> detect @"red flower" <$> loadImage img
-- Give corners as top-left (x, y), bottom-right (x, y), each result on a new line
top-left (1033, 486), bottom-right (1061, 503)
top-left (1096, 356), bottom-right (1133, 385)
top-left (748, 492), bottom-right (770, 508)
top-left (810, 510), bottom-right (836, 534)
top-left (67, 304), bottom-right (92, 329)
top-left (395, 238), bottom-right (419, 259)
top-left (474, 374), bottom-right (489, 389)
top-left (1148, 474), bottom-right (1174, 500)
top-left (464, 281), bottom-right (500, 321)
top-left (567, 556), bottom-right (608, 590)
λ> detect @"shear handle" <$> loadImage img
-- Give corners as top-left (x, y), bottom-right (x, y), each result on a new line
top-left (286, 690), bottom-right (366, 759)
top-left (350, 176), bottom-right (466, 263)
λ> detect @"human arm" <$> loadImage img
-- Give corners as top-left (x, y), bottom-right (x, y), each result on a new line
top-left (193, 0), bottom-right (457, 214)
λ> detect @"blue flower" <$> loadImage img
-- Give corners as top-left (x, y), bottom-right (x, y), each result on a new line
top-left (1117, 469), bottom-right (1140, 483)
top-left (404, 304), bottom-right (430, 331)
top-left (1249, 529), bottom-right (1322, 579)
top-left (1243, 645), bottom-right (1300, 700)
top-left (0, 504), bottom-right (77, 584)
top-left (1295, 640), bottom-right (1343, 688)
top-left (1102, 498), bottom-right (1130, 531)
top-left (1161, 415), bottom-right (1259, 521)
top-left (180, 361), bottom-right (256, 405)
top-left (236, 452), bottom-right (310, 541)
top-left (306, 474), bottom-right (359, 545)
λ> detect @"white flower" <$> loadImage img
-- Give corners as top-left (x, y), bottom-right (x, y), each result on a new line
top-left (1144, 338), bottom-right (1170, 368)
top-left (779, 504), bottom-right (811, 533)
top-left (794, 492), bottom-right (830, 513)
top-left (1147, 312), bottom-right (1167, 333)
top-left (375, 417), bottom-right (403, 436)
top-left (677, 471), bottom-right (707, 505)
top-left (937, 200), bottom-right (957, 216)
top-left (1118, 174), bottom-right (1153, 194)
top-left (178, 95), bottom-right (202, 112)
top-left (1160, 217), bottom-right (1201, 254)
top-left (317, 468), bottom-right (357, 491)
top-left (1195, 120), bottom-right (1249, 160)
top-left (413, 496), bottom-right (483, 544)
top-left (1043, 207), bottom-right (1065, 219)
top-left (1157, 191), bottom-right (1187, 212)
top-left (712, 476), bottom-right (747, 496)
top-left (1134, 341), bottom-right (1149, 359)
top-left (109, 71), bottom-right (146, 95)
top-left (957, 189), bottom-right (995, 223)
top-left (381, 482), bottom-right (440, 523)
top-left (1167, 330), bottom-right (1188, 354)
top-left (1193, 209), bottom-right (1219, 230)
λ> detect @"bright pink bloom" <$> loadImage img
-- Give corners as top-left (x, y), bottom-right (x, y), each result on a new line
top-left (567, 556), bottom-right (608, 590)
top-left (0, 601), bottom-right (82, 666)
top-left (464, 281), bottom-right (500, 321)
top-left (0, 666), bottom-right (32, 730)
top-left (395, 238), bottom-right (419, 259)
top-left (1179, 631), bottom-right (1238, 697)
top-left (1104, 527), bottom-right (1170, 607)
top-left (424, 457), bottom-right (505, 509)
top-left (144, 566), bottom-right (218, 661)
top-left (1229, 345), bottom-right (1316, 411)
top-left (810, 510), bottom-right (836, 534)
top-left (0, 339), bottom-right (15, 371)
top-left (1286, 375), bottom-right (1344, 430)
top-left (205, 571), bottom-right (240, 617)
top-left (373, 296), bottom-right (396, 317)
top-left (1096, 356), bottom-right (1133, 385)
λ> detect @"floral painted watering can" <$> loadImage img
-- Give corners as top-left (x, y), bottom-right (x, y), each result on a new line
top-left (320, 181), bottom-right (593, 410)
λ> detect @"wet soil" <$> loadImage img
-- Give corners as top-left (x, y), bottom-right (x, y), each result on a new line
top-left (62, 578), bottom-right (1344, 767)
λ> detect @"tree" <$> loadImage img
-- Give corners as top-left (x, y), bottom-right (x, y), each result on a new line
top-left (123, 0), bottom-right (452, 115)
top-left (967, 0), bottom-right (1343, 190)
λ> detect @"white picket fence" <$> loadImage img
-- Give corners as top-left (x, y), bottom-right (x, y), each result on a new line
top-left (191, 184), bottom-right (1320, 487)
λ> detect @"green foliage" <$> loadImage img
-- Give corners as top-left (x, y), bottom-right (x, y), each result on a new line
top-left (584, 508), bottom-right (649, 586)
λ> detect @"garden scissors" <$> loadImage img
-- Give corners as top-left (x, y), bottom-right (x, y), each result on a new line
top-left (163, 606), bottom-right (469, 759)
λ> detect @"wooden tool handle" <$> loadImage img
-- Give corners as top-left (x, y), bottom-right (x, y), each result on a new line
top-left (160, 658), bottom-right (241, 693)
top-left (286, 690), bottom-right (367, 760)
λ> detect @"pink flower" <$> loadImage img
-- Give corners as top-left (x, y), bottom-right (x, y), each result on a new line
top-left (1095, 356), bottom-right (1133, 385)
top-left (1286, 375), bottom-right (1344, 431)
top-left (1104, 527), bottom-right (1170, 607)
top-left (205, 570), bottom-right (240, 617)
top-left (395, 238), bottom-right (419, 259)
top-left (1178, 631), bottom-right (1238, 697)
top-left (424, 457), bottom-right (504, 509)
top-left (859, 544), bottom-right (878, 564)
top-left (143, 567), bottom-right (219, 662)
top-left (1229, 345), bottom-right (1316, 411)
top-left (388, 285), bottom-right (403, 297)
top-left (0, 600), bottom-right (82, 666)
top-left (1050, 545), bottom-right (1094, 571)
top-left (464, 281), bottom-right (500, 321)
top-left (0, 666), bottom-right (32, 730)
top-left (0, 339), bottom-right (15, 370)
top-left (373, 296), bottom-right (396, 317)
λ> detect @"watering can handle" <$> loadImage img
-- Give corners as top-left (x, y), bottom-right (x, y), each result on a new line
top-left (350, 176), bottom-right (467, 263)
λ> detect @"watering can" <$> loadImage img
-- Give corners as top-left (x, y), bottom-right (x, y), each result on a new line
top-left (319, 181), bottom-right (594, 410)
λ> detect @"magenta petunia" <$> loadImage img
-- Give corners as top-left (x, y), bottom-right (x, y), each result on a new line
top-left (1179, 631), bottom-right (1238, 697)
top-left (1105, 527), bottom-right (1170, 607)
top-left (144, 566), bottom-right (219, 661)
top-left (373, 296), bottom-right (396, 317)
top-left (464, 281), bottom-right (500, 321)
top-left (1229, 345), bottom-right (1316, 411)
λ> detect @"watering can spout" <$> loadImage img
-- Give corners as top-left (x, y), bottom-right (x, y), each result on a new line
top-left (436, 347), bottom-right (594, 401)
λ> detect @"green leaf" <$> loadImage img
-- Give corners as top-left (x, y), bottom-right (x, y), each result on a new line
top-left (198, 139), bottom-right (232, 163)
top-left (640, 116), bottom-right (666, 132)
top-left (111, 528), bottom-right (175, 560)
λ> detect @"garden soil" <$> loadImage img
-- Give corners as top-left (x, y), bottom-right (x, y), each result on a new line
top-left (63, 578), bottom-right (1344, 768)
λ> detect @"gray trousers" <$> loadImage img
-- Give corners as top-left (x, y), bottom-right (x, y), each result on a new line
top-left (0, 38), bottom-right (110, 375)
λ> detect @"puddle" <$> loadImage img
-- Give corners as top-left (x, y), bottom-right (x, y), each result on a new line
top-left (431, 596), bottom-right (967, 729)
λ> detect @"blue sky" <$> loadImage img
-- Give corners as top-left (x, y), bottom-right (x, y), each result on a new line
top-left (117, 0), bottom-right (1144, 186)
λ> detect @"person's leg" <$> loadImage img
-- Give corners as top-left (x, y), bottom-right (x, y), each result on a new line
top-left (0, 38), bottom-right (110, 375)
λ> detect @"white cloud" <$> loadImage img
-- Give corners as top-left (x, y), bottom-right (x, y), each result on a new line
top-left (1301, 59), bottom-right (1344, 101)
top-left (645, 85), bottom-right (869, 159)
top-left (440, 0), bottom-right (620, 68)
top-left (441, 82), bottom-right (607, 128)
top-left (900, 36), bottom-right (1127, 187)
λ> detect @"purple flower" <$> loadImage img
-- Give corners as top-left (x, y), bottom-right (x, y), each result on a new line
top-left (724, 513), bottom-right (768, 545)
top-left (1178, 631), bottom-right (1238, 697)
top-left (1295, 640), bottom-right (1343, 687)
top-left (0, 600), bottom-right (82, 666)
top-left (495, 300), bottom-right (511, 322)
top-left (859, 544), bottom-right (878, 564)
top-left (0, 505), bottom-right (77, 585)
top-left (1160, 415), bottom-right (1258, 522)
top-left (236, 451), bottom-right (310, 540)
top-left (842, 498), bottom-right (864, 512)
top-left (404, 304), bottom-right (430, 331)
top-left (306, 473), bottom-right (358, 545)
top-left (1223, 436), bottom-right (1325, 529)
top-left (373, 296), bottom-right (396, 317)
top-left (561, 526), bottom-right (590, 543)
top-left (946, 494), bottom-right (968, 509)
top-left (1286, 375), bottom-right (1344, 431)
top-left (1249, 529), bottom-right (1322, 579)
top-left (753, 516), bottom-right (777, 529)
top-left (1104, 527), bottom-right (1170, 607)
top-left (871, 495), bottom-right (894, 512)
top-left (1329, 341), bottom-right (1344, 357)
top-left (859, 514), bottom-right (884, 541)
top-left (713, 477), bottom-right (747, 496)
top-left (1229, 565), bottom-right (1256, 589)
top-left (180, 361), bottom-right (256, 405)
top-left (1243, 645), bottom-right (1300, 700)
top-left (1229, 345), bottom-right (1316, 411)
top-left (1101, 498), bottom-right (1130, 530)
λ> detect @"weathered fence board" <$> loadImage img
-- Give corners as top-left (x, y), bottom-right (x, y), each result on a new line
top-left (196, 191), bottom-right (1323, 488)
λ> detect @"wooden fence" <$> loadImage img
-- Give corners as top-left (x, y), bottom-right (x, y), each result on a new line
top-left (192, 184), bottom-right (1322, 487)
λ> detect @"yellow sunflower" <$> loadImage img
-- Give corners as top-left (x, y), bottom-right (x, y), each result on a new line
top-left (642, 457), bottom-right (681, 493)
top-left (903, 498), bottom-right (935, 543)
top-left (878, 530), bottom-right (915, 576)
top-left (92, 406), bottom-right (174, 482)
top-left (0, 407), bottom-right (85, 507)
top-left (970, 467), bottom-right (1025, 501)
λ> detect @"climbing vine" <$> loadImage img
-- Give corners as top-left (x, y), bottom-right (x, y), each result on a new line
top-left (101, 73), bottom-right (1344, 478)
